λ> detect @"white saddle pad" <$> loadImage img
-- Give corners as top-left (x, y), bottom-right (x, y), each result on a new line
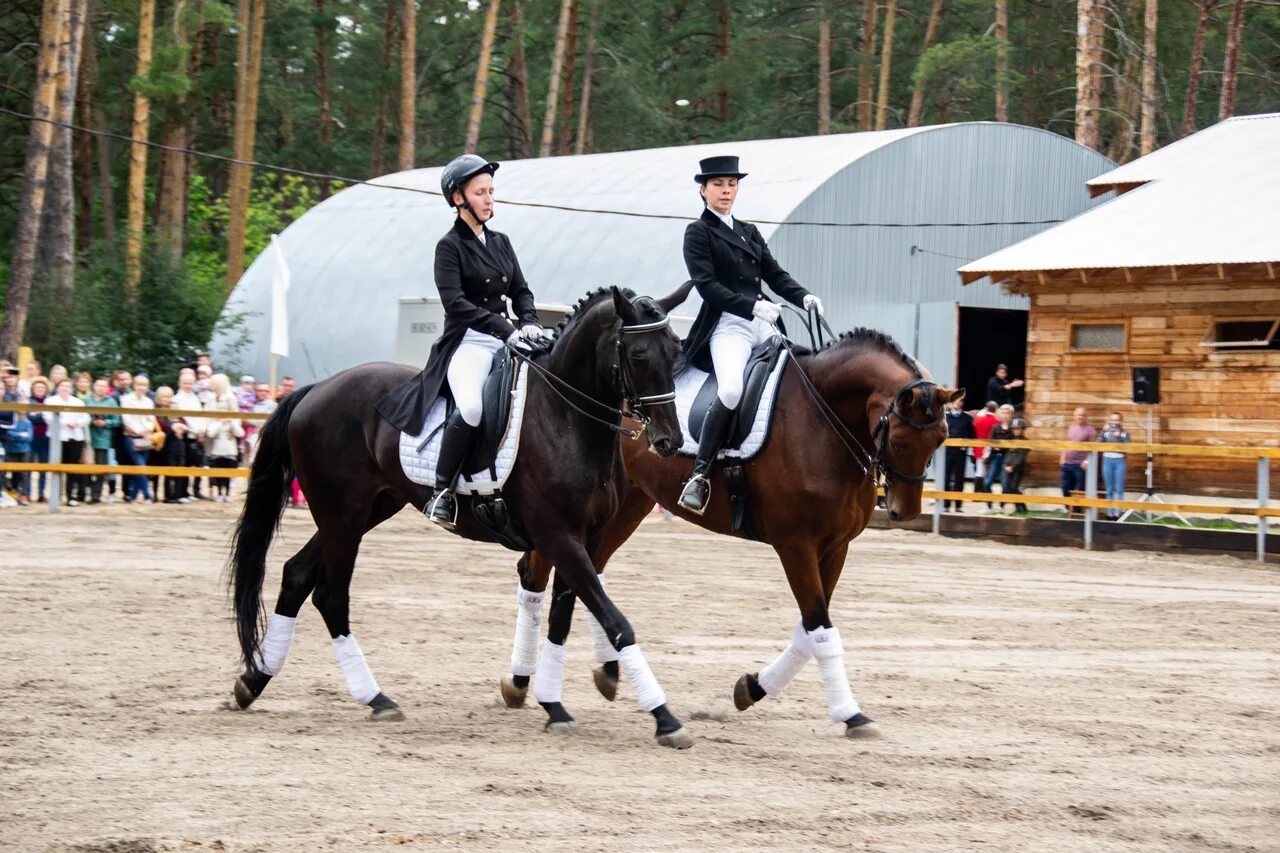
top-left (675, 350), bottom-right (788, 462)
top-left (398, 362), bottom-right (529, 495)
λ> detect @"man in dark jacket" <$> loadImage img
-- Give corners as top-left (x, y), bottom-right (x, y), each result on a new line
top-left (943, 394), bottom-right (974, 511)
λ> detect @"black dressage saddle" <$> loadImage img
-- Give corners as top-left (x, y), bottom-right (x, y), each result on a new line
top-left (687, 337), bottom-right (786, 450)
top-left (460, 348), bottom-right (518, 480)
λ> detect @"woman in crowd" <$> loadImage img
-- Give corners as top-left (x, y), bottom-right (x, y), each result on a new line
top-left (85, 377), bottom-right (120, 504)
top-left (1099, 411), bottom-right (1132, 520)
top-left (49, 378), bottom-right (90, 505)
top-left (203, 373), bottom-right (243, 502)
top-left (73, 371), bottom-right (92, 399)
top-left (26, 378), bottom-right (50, 502)
top-left (47, 364), bottom-right (68, 392)
top-left (120, 375), bottom-right (157, 502)
top-left (150, 386), bottom-right (190, 503)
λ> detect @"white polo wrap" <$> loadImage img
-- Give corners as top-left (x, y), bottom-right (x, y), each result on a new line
top-left (808, 626), bottom-right (862, 723)
top-left (757, 619), bottom-right (813, 696)
top-left (256, 612), bottom-right (297, 676)
top-left (533, 639), bottom-right (566, 704)
top-left (618, 644), bottom-right (667, 712)
top-left (510, 584), bottom-right (546, 677)
top-left (331, 633), bottom-right (381, 705)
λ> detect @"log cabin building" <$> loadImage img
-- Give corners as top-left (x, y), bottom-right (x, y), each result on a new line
top-left (959, 114), bottom-right (1280, 497)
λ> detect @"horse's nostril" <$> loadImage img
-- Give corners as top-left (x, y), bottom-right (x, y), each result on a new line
top-left (888, 510), bottom-right (900, 522)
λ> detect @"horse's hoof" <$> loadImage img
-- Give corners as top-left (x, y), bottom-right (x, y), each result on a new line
top-left (656, 726), bottom-right (694, 750)
top-left (592, 665), bottom-right (618, 702)
top-left (500, 676), bottom-right (528, 708)
top-left (233, 676), bottom-right (257, 710)
top-left (844, 713), bottom-right (881, 739)
top-left (544, 720), bottom-right (577, 735)
top-left (370, 706), bottom-right (406, 722)
top-left (733, 673), bottom-right (759, 711)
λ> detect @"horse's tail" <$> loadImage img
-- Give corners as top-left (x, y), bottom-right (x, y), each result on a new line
top-left (229, 384), bottom-right (316, 674)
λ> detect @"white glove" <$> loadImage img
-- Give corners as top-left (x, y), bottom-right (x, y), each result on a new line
top-left (521, 324), bottom-right (544, 341)
top-left (751, 300), bottom-right (782, 324)
top-left (803, 294), bottom-right (825, 316)
top-left (505, 329), bottom-right (531, 351)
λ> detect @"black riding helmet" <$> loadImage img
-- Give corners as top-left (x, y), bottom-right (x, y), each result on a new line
top-left (441, 153), bottom-right (499, 209)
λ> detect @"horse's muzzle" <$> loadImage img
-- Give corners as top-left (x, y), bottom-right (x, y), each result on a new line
top-left (650, 434), bottom-right (681, 458)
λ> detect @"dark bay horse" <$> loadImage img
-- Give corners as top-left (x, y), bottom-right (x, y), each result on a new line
top-left (500, 327), bottom-right (961, 737)
top-left (229, 286), bottom-right (699, 747)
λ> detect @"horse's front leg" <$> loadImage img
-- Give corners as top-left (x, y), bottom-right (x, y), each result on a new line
top-left (540, 534), bottom-right (692, 749)
top-left (735, 542), bottom-right (878, 738)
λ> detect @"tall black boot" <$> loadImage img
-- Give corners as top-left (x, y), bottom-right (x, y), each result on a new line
top-left (677, 399), bottom-right (735, 515)
top-left (428, 410), bottom-right (476, 530)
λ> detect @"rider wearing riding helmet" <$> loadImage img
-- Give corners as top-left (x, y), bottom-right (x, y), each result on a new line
top-left (376, 153), bottom-right (543, 529)
top-left (676, 155), bottom-right (823, 515)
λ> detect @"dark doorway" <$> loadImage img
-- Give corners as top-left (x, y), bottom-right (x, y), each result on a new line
top-left (957, 307), bottom-right (1028, 410)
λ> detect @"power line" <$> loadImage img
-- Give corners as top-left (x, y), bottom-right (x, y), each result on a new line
top-left (1, 106), bottom-right (1071, 230)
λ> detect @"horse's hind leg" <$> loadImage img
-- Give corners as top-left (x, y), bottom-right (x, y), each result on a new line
top-left (499, 551), bottom-right (553, 709)
top-left (312, 494), bottom-right (406, 721)
top-left (234, 535), bottom-right (323, 709)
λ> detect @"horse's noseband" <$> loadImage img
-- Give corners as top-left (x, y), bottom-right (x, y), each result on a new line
top-left (872, 377), bottom-right (942, 485)
top-left (615, 310), bottom-right (677, 430)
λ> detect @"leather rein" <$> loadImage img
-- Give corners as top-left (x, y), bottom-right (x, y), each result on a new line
top-left (509, 312), bottom-right (676, 441)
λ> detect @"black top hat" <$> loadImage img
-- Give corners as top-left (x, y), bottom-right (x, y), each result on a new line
top-left (695, 155), bottom-right (747, 183)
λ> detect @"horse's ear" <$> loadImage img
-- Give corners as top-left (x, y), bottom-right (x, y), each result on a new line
top-left (611, 286), bottom-right (637, 324)
top-left (655, 279), bottom-right (695, 314)
top-left (948, 387), bottom-right (966, 404)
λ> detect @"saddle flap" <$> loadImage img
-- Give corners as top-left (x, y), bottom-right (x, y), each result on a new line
top-left (464, 350), bottom-right (518, 476)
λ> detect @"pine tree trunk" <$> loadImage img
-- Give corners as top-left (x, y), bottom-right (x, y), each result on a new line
top-left (465, 0), bottom-right (502, 151)
top-left (202, 23), bottom-right (229, 198)
top-left (371, 1), bottom-right (397, 176)
top-left (225, 0), bottom-right (266, 290)
top-left (0, 0), bottom-right (67, 362)
top-left (994, 0), bottom-right (1009, 122)
top-left (874, 0), bottom-right (897, 130)
top-left (556, 0), bottom-right (580, 155)
top-left (906, 0), bottom-right (944, 127)
top-left (505, 0), bottom-right (532, 158)
top-left (1139, 0), bottom-right (1158, 155)
top-left (1106, 22), bottom-right (1142, 164)
top-left (817, 0), bottom-right (831, 134)
top-left (315, 0), bottom-right (333, 195)
top-left (399, 0), bottom-right (416, 169)
top-left (125, 0), bottom-right (156, 293)
top-left (716, 2), bottom-right (730, 123)
top-left (1218, 0), bottom-right (1244, 120)
top-left (155, 6), bottom-right (196, 255)
top-left (40, 0), bottom-right (86, 338)
top-left (857, 0), bottom-right (879, 131)
top-left (1179, 0), bottom-right (1216, 138)
top-left (573, 0), bottom-right (599, 155)
top-left (1074, 0), bottom-right (1103, 150)
top-left (538, 0), bottom-right (574, 157)
top-left (73, 0), bottom-right (96, 250)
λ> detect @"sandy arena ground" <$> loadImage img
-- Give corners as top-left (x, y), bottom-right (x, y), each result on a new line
top-left (1, 500), bottom-right (1277, 852)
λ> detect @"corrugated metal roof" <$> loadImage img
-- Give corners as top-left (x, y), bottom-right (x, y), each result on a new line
top-left (959, 114), bottom-right (1280, 280)
top-left (1086, 112), bottom-right (1280, 193)
top-left (216, 123), bottom-right (1112, 382)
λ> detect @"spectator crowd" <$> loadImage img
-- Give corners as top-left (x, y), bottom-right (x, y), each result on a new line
top-left (0, 353), bottom-right (296, 510)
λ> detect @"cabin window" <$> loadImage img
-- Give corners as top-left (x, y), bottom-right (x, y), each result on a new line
top-left (1203, 318), bottom-right (1280, 350)
top-left (1068, 321), bottom-right (1127, 352)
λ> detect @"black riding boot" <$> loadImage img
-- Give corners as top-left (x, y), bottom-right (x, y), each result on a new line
top-left (428, 411), bottom-right (476, 530)
top-left (677, 399), bottom-right (735, 515)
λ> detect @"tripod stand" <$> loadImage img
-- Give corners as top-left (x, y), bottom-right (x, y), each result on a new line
top-left (1118, 407), bottom-right (1188, 525)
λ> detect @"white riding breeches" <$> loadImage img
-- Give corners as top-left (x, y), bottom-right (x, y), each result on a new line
top-left (710, 313), bottom-right (780, 408)
top-left (447, 329), bottom-right (505, 427)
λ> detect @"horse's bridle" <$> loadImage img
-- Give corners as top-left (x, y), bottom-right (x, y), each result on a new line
top-left (870, 377), bottom-right (943, 485)
top-left (512, 305), bottom-right (677, 441)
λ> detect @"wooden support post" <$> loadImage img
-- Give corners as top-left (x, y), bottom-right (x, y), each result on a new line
top-left (1036, 272), bottom-right (1047, 287)
top-left (1170, 266), bottom-right (1179, 281)
top-left (1122, 268), bottom-right (1133, 284)
top-left (1260, 457), bottom-right (1270, 563)
top-left (48, 412), bottom-right (62, 513)
top-left (1267, 262), bottom-right (1276, 280)
top-left (1084, 450), bottom-right (1098, 550)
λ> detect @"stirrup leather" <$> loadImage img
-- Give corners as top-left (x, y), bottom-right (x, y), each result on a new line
top-left (428, 489), bottom-right (458, 529)
top-left (678, 474), bottom-right (710, 515)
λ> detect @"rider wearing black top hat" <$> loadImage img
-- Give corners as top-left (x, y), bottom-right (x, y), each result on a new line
top-left (676, 154), bottom-right (823, 515)
top-left (376, 153), bottom-right (543, 529)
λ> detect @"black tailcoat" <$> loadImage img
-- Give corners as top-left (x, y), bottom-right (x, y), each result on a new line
top-left (377, 217), bottom-right (539, 432)
top-left (680, 208), bottom-right (810, 372)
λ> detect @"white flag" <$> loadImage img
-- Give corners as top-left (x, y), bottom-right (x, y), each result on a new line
top-left (269, 234), bottom-right (291, 358)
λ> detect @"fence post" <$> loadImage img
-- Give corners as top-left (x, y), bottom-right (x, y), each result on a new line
top-left (1259, 456), bottom-right (1270, 564)
top-left (1084, 449), bottom-right (1098, 550)
top-left (932, 446), bottom-right (945, 535)
top-left (47, 411), bottom-right (62, 513)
